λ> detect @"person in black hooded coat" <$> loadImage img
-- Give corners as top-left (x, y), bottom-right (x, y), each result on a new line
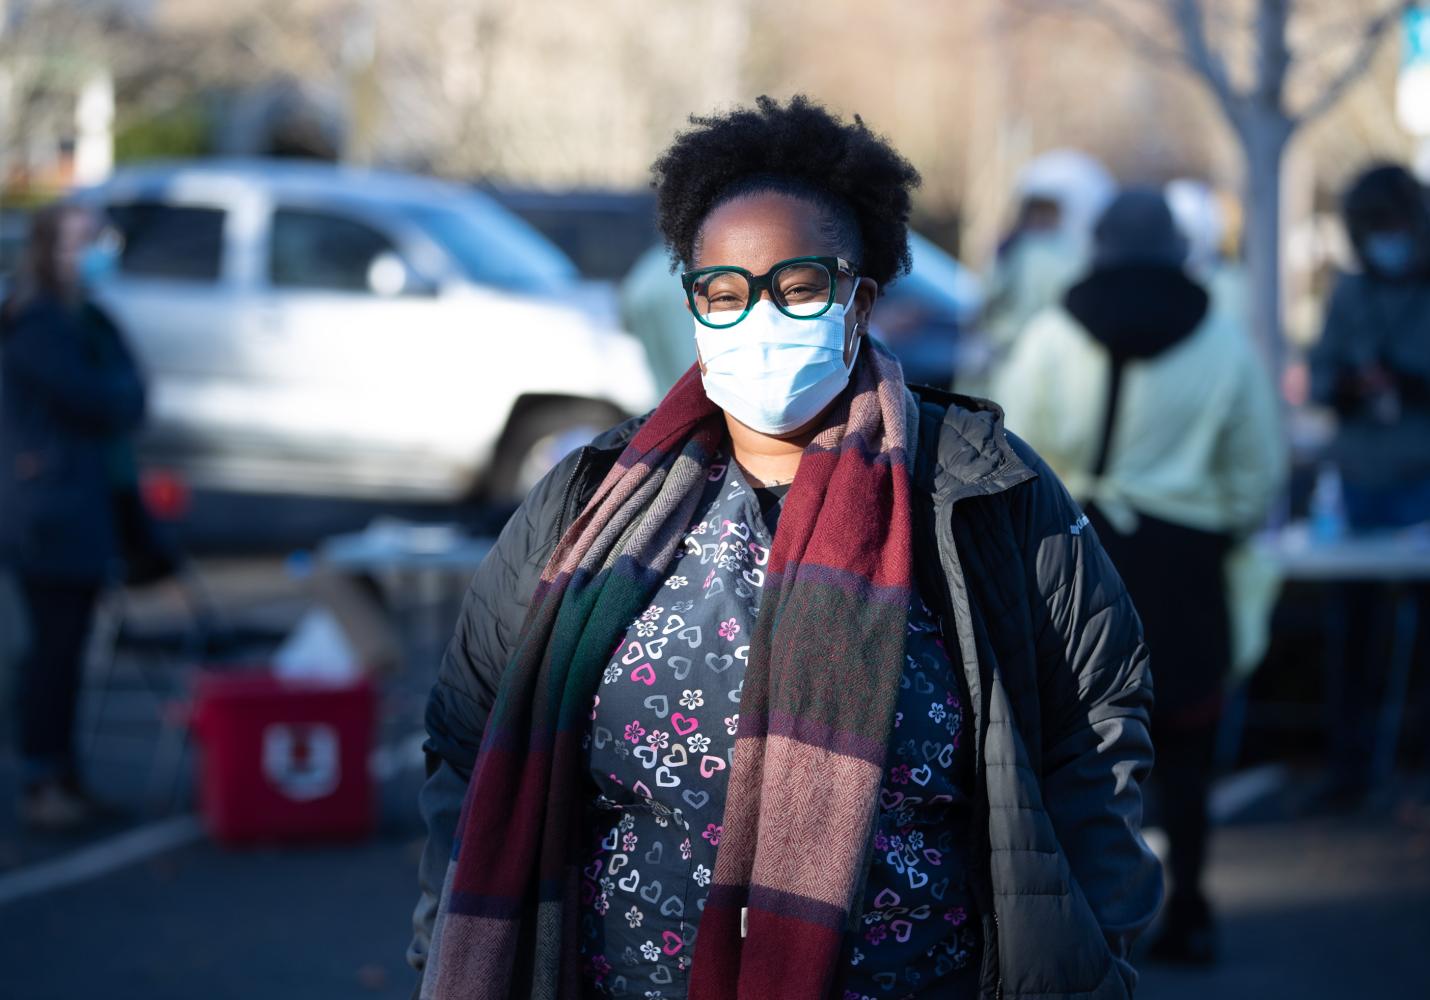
top-left (997, 188), bottom-right (1286, 966)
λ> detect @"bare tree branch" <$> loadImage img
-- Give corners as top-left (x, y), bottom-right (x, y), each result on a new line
top-left (1171, 0), bottom-right (1245, 122)
top-left (1013, 0), bottom-right (1191, 67)
top-left (1297, 0), bottom-right (1401, 53)
top-left (1295, 0), bottom-right (1412, 125)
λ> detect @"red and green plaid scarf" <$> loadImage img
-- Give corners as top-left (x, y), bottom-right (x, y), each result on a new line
top-left (424, 343), bottom-right (917, 1000)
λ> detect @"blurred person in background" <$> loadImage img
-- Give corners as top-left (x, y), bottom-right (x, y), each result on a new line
top-left (0, 203), bottom-right (146, 830)
top-left (412, 96), bottom-right (1161, 1000)
top-left (620, 244), bottom-right (699, 394)
top-left (1309, 163), bottom-right (1430, 808)
top-left (1166, 178), bottom-right (1250, 336)
top-left (997, 189), bottom-right (1285, 966)
top-left (960, 149), bottom-right (1115, 397)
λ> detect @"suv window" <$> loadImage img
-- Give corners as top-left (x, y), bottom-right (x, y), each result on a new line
top-left (270, 208), bottom-right (414, 294)
top-left (107, 202), bottom-right (225, 282)
top-left (400, 200), bottom-right (576, 296)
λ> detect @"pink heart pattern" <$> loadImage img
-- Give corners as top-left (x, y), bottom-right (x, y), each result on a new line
top-left (580, 455), bottom-right (769, 991)
top-left (579, 459), bottom-right (981, 995)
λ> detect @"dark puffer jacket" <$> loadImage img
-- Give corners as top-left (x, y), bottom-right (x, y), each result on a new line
top-left (0, 296), bottom-right (145, 581)
top-left (408, 386), bottom-right (1162, 999)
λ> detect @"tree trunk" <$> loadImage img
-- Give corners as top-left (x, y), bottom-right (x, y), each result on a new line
top-left (1240, 113), bottom-right (1292, 377)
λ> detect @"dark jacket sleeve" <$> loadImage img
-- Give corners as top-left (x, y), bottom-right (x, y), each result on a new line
top-left (406, 455), bottom-right (574, 979)
top-left (4, 303), bottom-right (146, 433)
top-left (1011, 440), bottom-right (1163, 997)
top-left (1308, 274), bottom-right (1363, 414)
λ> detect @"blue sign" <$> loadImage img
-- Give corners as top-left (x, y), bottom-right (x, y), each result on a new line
top-left (1401, 6), bottom-right (1430, 134)
top-left (1406, 6), bottom-right (1430, 67)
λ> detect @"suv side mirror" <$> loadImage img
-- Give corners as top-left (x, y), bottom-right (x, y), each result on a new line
top-left (367, 251), bottom-right (436, 298)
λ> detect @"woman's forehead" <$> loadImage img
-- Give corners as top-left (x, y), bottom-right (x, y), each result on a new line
top-left (693, 191), bottom-right (839, 272)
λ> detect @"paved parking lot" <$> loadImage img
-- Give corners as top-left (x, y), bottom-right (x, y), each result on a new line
top-left (2, 800), bottom-right (1426, 1000)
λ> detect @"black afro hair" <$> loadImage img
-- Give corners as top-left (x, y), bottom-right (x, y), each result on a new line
top-left (651, 95), bottom-right (921, 291)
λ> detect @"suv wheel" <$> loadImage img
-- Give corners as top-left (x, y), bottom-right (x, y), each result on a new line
top-left (486, 401), bottom-right (623, 507)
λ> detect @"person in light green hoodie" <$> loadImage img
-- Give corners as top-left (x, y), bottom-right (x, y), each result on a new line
top-left (995, 188), bottom-right (1286, 967)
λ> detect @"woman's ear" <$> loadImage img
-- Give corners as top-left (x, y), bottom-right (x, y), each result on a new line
top-left (855, 277), bottom-right (878, 331)
top-left (847, 277), bottom-right (878, 347)
top-left (845, 277), bottom-right (877, 367)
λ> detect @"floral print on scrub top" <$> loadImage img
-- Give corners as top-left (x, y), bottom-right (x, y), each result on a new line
top-left (841, 590), bottom-right (982, 1000)
top-left (578, 455), bottom-right (981, 1000)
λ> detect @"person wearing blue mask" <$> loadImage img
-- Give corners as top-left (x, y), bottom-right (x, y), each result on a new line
top-left (409, 96), bottom-right (1161, 1000)
top-left (1309, 164), bottom-right (1430, 811)
top-left (1312, 162), bottom-right (1430, 525)
top-left (0, 202), bottom-right (145, 830)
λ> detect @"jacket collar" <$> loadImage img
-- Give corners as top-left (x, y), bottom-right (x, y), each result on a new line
top-left (908, 383), bottom-right (1039, 506)
top-left (587, 413), bottom-right (648, 455)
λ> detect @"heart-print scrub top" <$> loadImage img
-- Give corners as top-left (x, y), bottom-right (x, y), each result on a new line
top-left (578, 455), bottom-right (981, 1000)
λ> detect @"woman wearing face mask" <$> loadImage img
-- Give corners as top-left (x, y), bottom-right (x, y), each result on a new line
top-left (0, 203), bottom-right (144, 829)
top-left (410, 96), bottom-right (1161, 1000)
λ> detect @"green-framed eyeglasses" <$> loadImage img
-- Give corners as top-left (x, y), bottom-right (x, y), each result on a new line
top-left (681, 255), bottom-right (857, 329)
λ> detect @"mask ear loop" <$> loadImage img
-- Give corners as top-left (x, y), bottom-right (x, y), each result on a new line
top-left (846, 325), bottom-right (864, 374)
top-left (844, 277), bottom-right (865, 374)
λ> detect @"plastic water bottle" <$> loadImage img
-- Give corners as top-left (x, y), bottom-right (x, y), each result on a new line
top-left (1309, 463), bottom-right (1347, 545)
top-left (285, 549), bottom-right (315, 580)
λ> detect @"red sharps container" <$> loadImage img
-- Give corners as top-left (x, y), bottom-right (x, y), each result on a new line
top-left (191, 671), bottom-right (376, 844)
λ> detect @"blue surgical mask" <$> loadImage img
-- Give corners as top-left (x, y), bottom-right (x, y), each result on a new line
top-left (78, 242), bottom-right (119, 287)
top-left (1363, 232), bottom-right (1417, 278)
top-left (694, 281), bottom-right (861, 436)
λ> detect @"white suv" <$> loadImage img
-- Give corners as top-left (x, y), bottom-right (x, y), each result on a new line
top-left (76, 159), bottom-right (657, 505)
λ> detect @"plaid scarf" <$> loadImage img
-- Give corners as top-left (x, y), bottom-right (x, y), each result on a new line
top-left (423, 342), bottom-right (917, 1000)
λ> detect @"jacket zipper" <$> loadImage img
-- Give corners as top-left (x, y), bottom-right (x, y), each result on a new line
top-left (923, 491), bottom-right (1002, 1000)
top-left (557, 413), bottom-right (645, 534)
top-left (555, 447), bottom-right (592, 536)
top-left (993, 910), bottom-right (1003, 999)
